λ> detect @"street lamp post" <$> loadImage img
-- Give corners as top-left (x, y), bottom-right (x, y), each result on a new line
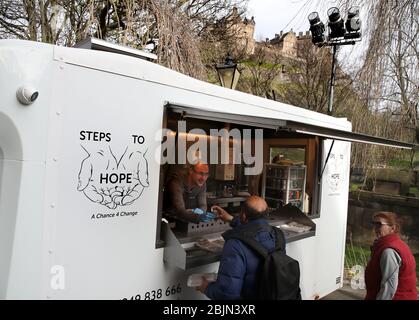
top-left (308, 7), bottom-right (362, 116)
top-left (215, 53), bottom-right (241, 90)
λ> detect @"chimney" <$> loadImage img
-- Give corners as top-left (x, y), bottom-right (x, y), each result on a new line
top-left (266, 38), bottom-right (269, 42)
top-left (299, 32), bottom-right (303, 37)
top-left (280, 31), bottom-right (283, 36)
top-left (275, 33), bottom-right (279, 38)
top-left (306, 31), bottom-right (310, 36)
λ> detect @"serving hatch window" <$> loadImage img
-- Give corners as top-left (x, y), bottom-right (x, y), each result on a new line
top-left (155, 106), bottom-right (321, 247)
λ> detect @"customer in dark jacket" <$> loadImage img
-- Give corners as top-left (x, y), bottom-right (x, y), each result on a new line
top-left (196, 196), bottom-right (278, 300)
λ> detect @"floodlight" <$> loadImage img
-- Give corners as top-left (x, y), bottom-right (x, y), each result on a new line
top-left (327, 7), bottom-right (346, 39)
top-left (344, 6), bottom-right (361, 39)
top-left (308, 12), bottom-right (326, 45)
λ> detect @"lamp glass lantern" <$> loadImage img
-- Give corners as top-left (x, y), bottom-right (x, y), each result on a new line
top-left (216, 55), bottom-right (241, 90)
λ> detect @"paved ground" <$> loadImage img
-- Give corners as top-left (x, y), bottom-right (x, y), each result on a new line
top-left (321, 283), bottom-right (366, 300)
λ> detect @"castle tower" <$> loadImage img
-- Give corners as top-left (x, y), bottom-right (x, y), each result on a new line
top-left (240, 16), bottom-right (256, 55)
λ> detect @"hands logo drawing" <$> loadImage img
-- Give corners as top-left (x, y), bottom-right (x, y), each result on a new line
top-left (77, 145), bottom-right (149, 209)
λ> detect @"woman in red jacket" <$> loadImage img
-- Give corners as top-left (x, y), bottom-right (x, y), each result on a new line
top-left (365, 211), bottom-right (417, 300)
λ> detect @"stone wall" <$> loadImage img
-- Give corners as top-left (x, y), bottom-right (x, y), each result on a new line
top-left (347, 191), bottom-right (419, 254)
top-left (351, 168), bottom-right (417, 193)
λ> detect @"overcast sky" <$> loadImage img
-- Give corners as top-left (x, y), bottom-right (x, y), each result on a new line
top-left (247, 0), bottom-right (358, 40)
top-left (246, 0), bottom-right (365, 70)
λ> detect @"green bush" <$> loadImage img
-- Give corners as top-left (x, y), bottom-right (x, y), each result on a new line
top-left (349, 183), bottom-right (361, 192)
top-left (388, 159), bottom-right (419, 169)
top-left (409, 187), bottom-right (419, 197)
top-left (345, 244), bottom-right (370, 269)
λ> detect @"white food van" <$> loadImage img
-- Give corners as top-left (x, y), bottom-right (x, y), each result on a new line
top-left (0, 38), bottom-right (415, 300)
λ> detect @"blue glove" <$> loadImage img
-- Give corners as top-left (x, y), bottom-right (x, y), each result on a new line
top-left (192, 208), bottom-right (217, 223)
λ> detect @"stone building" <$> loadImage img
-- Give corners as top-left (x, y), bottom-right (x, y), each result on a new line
top-left (268, 29), bottom-right (312, 59)
top-left (228, 7), bottom-right (256, 55)
top-left (238, 16), bottom-right (256, 55)
top-left (222, 7), bottom-right (314, 59)
top-left (270, 30), bottom-right (298, 57)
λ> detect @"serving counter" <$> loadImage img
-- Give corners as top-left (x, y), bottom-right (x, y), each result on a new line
top-left (162, 204), bottom-right (316, 270)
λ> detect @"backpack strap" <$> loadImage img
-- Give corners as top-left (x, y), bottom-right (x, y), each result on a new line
top-left (228, 224), bottom-right (285, 258)
top-left (229, 231), bottom-right (269, 259)
top-left (272, 226), bottom-right (286, 252)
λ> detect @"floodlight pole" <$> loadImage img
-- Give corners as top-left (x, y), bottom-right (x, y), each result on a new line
top-left (308, 6), bottom-right (361, 116)
top-left (327, 44), bottom-right (337, 116)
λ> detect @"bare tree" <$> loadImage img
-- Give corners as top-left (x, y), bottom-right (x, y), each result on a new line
top-left (235, 43), bottom-right (285, 97)
top-left (340, 0), bottom-right (418, 143)
top-left (0, 0), bottom-right (248, 80)
top-left (276, 40), bottom-right (331, 111)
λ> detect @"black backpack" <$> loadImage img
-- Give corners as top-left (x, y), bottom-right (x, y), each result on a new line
top-left (230, 224), bottom-right (302, 300)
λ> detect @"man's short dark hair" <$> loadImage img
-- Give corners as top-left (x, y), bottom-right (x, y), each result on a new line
top-left (242, 200), bottom-right (267, 221)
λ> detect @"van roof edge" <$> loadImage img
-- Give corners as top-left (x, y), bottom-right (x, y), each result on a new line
top-left (73, 37), bottom-right (157, 62)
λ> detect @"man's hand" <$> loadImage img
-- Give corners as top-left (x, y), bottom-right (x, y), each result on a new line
top-left (192, 208), bottom-right (217, 222)
top-left (196, 277), bottom-right (209, 294)
top-left (211, 205), bottom-right (233, 222)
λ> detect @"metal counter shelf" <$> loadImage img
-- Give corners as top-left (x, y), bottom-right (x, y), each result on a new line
top-left (162, 209), bottom-right (316, 270)
top-left (184, 248), bottom-right (223, 269)
top-left (181, 226), bottom-right (316, 269)
top-left (162, 222), bottom-right (226, 270)
top-left (206, 196), bottom-right (247, 205)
